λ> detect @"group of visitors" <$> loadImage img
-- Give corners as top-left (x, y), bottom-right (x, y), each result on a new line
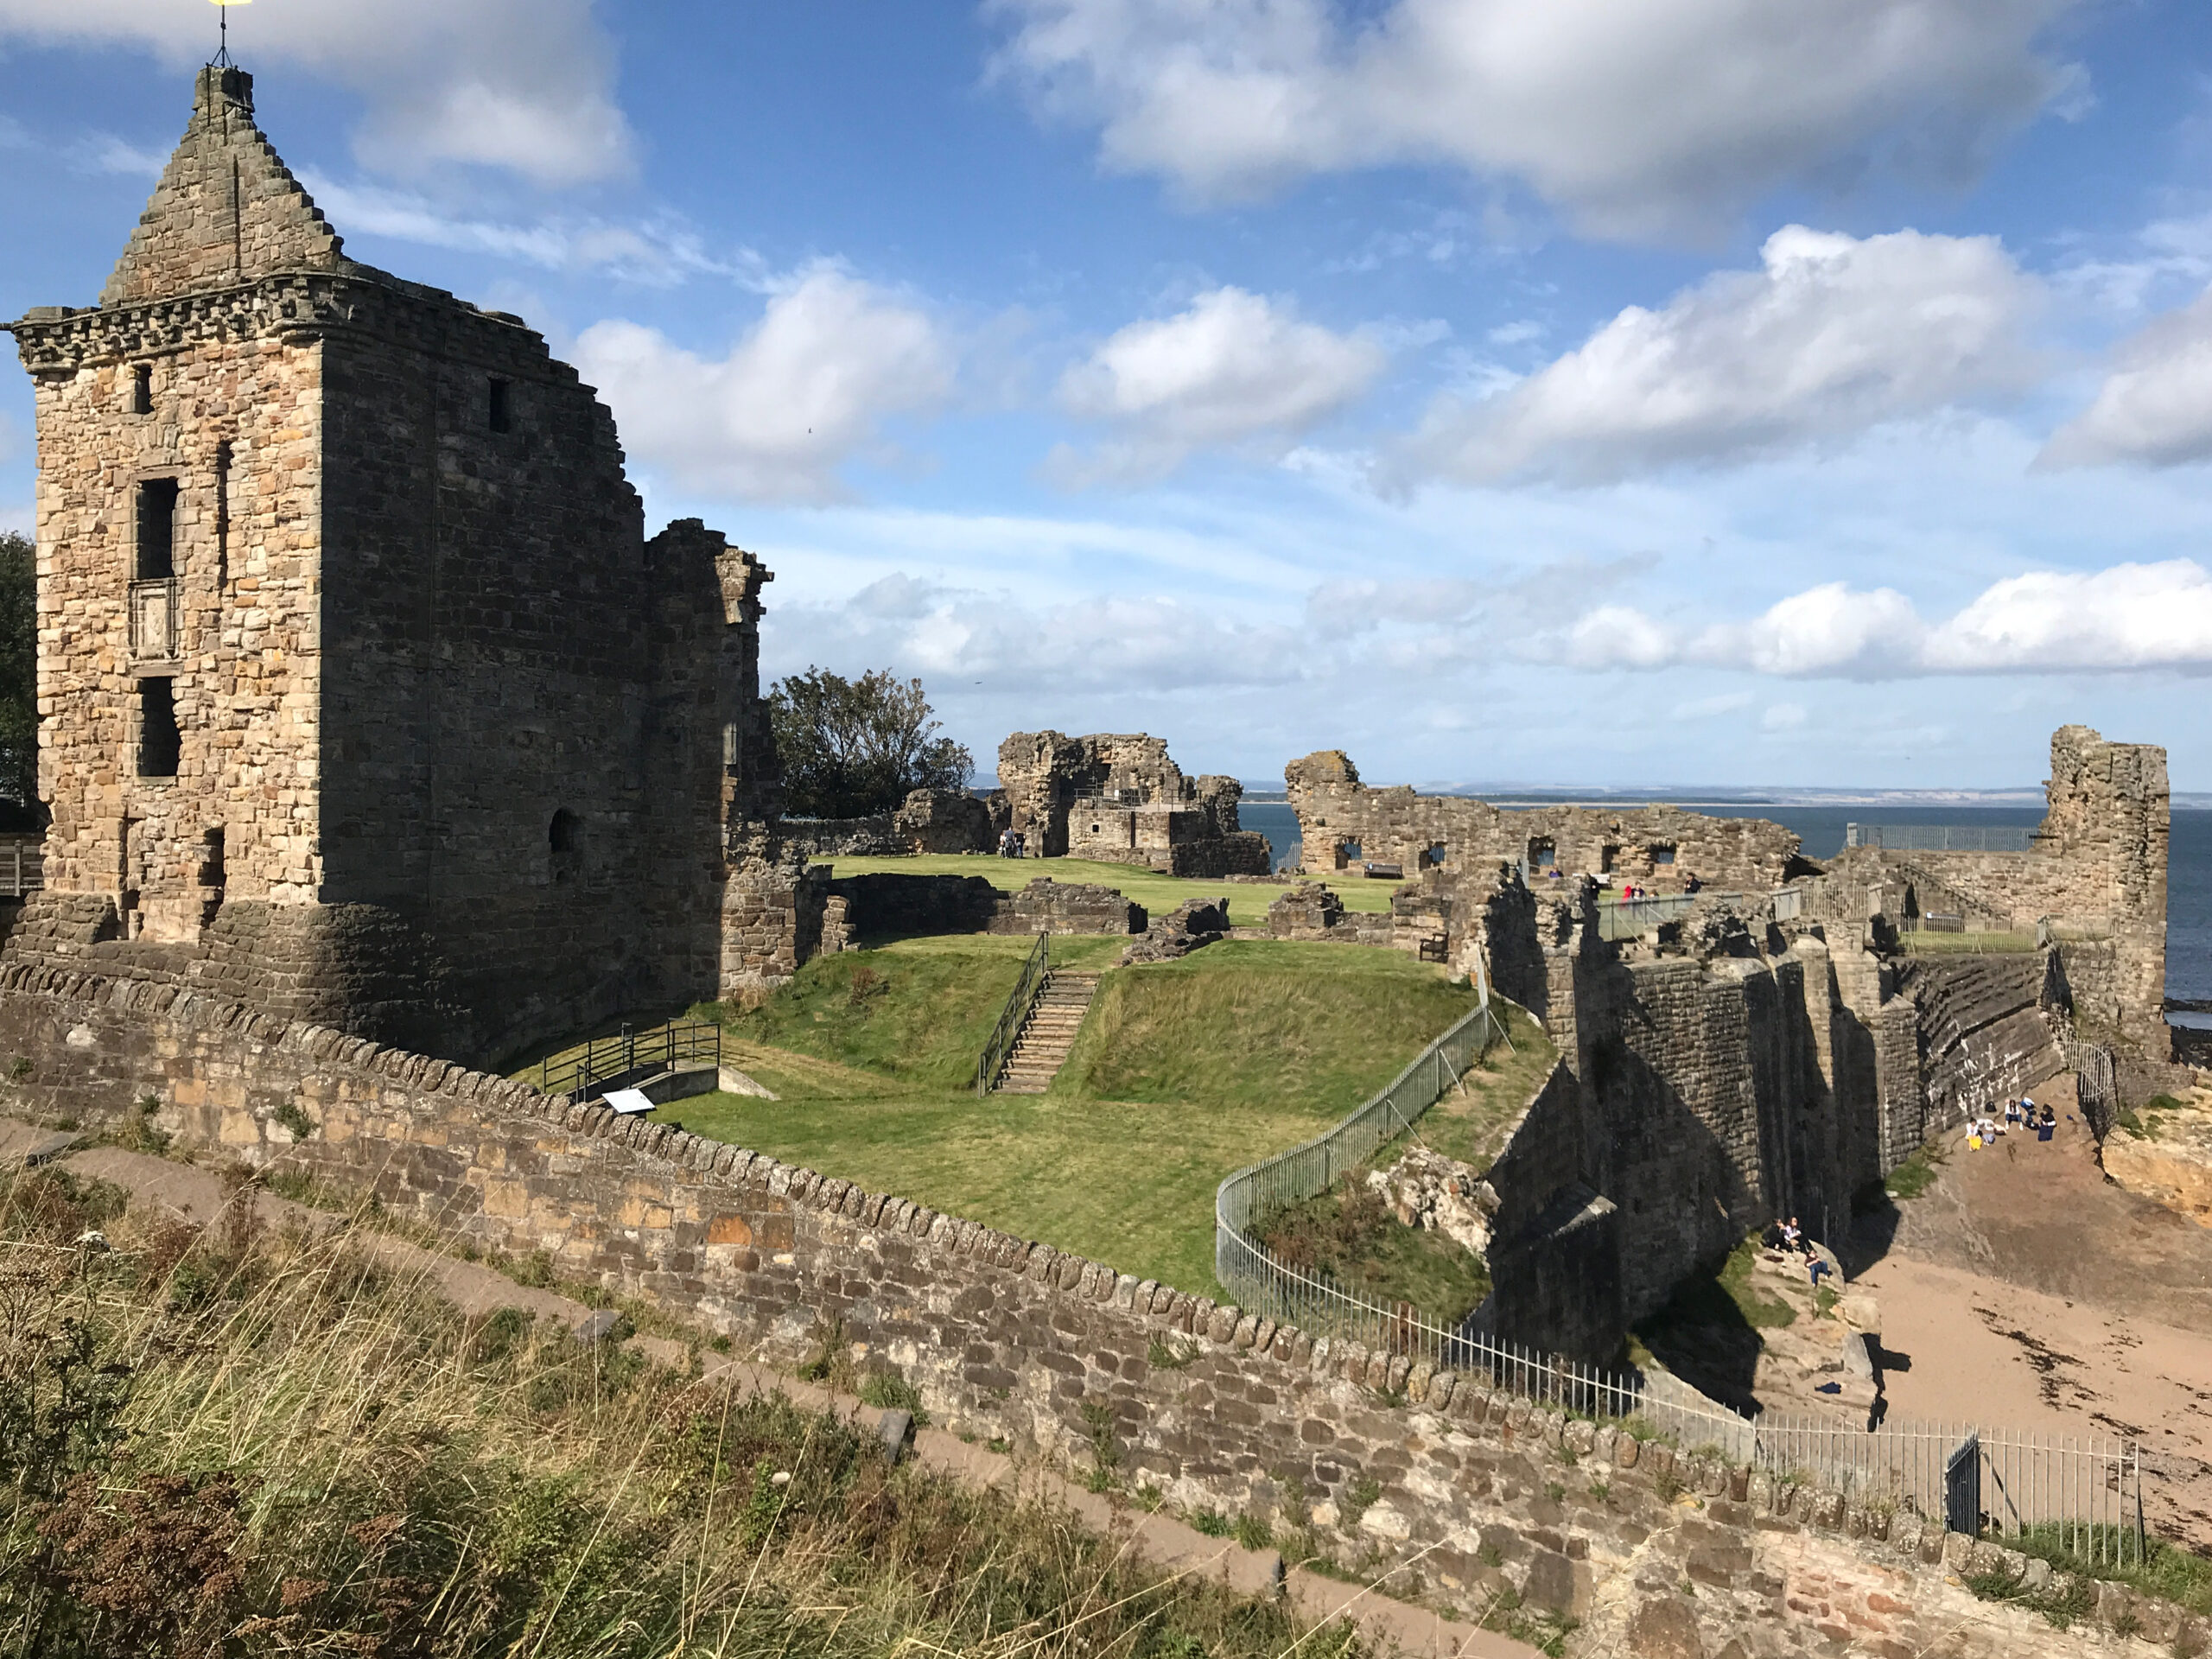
top-left (995, 829), bottom-right (1028, 858)
top-left (1768, 1214), bottom-right (1833, 1286)
top-left (1966, 1096), bottom-right (2058, 1149)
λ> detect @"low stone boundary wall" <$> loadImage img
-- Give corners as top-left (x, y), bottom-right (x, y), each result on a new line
top-left (0, 963), bottom-right (2188, 1658)
top-left (982, 877), bottom-right (1146, 936)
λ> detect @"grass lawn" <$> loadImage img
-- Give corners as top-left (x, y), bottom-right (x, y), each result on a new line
top-left (649, 936), bottom-right (1524, 1298)
top-left (817, 853), bottom-right (1402, 928)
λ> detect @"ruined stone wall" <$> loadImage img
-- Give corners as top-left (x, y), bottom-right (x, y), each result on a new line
top-left (1893, 954), bottom-right (2065, 1135)
top-left (999, 731), bottom-right (1260, 871)
top-left (1824, 726), bottom-right (2169, 1060)
top-left (983, 877), bottom-right (1147, 936)
top-left (0, 962), bottom-right (2170, 1659)
top-left (1284, 752), bottom-right (1799, 895)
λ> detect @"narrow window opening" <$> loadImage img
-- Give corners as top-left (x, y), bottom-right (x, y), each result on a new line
top-left (1529, 837), bottom-right (1556, 869)
top-left (214, 442), bottom-right (233, 587)
top-left (137, 678), bottom-right (181, 779)
top-left (1649, 842), bottom-right (1677, 867)
top-left (1600, 843), bottom-right (1618, 874)
top-left (488, 378), bottom-right (512, 433)
top-left (137, 479), bottom-right (180, 580)
top-left (550, 809), bottom-right (583, 883)
top-left (131, 364), bottom-right (153, 415)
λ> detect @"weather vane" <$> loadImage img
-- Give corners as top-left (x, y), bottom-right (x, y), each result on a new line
top-left (210, 0), bottom-right (250, 69)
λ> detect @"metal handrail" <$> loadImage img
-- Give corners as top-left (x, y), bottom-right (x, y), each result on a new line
top-left (975, 931), bottom-right (1049, 1093)
top-left (540, 1020), bottom-right (721, 1102)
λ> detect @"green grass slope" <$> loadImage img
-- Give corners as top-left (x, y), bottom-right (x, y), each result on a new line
top-left (664, 938), bottom-right (1484, 1295)
top-left (1055, 940), bottom-right (1482, 1115)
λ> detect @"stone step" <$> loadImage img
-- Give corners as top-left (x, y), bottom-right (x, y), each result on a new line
top-left (987, 969), bottom-right (1103, 1093)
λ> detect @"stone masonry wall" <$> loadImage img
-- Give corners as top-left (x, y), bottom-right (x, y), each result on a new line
top-left (6, 67), bottom-right (795, 1065)
top-left (1285, 752), bottom-right (1800, 896)
top-left (0, 963), bottom-right (2177, 1659)
top-left (1000, 730), bottom-right (1259, 873)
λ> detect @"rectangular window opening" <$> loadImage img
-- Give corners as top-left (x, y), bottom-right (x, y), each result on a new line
top-left (138, 677), bottom-right (181, 779)
top-left (131, 364), bottom-right (153, 416)
top-left (214, 442), bottom-right (233, 587)
top-left (1529, 837), bottom-right (1556, 869)
top-left (488, 377), bottom-right (512, 433)
top-left (137, 478), bottom-right (180, 581)
top-left (1649, 842), bottom-right (1677, 867)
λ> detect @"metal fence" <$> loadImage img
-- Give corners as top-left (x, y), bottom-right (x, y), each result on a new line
top-left (1215, 996), bottom-right (1510, 1372)
top-left (1212, 981), bottom-right (2148, 1560)
top-left (975, 931), bottom-right (1049, 1092)
top-left (0, 840), bottom-right (41, 899)
top-left (1844, 823), bottom-right (2036, 853)
top-left (1594, 893), bottom-right (1711, 939)
top-left (539, 1020), bottom-right (721, 1101)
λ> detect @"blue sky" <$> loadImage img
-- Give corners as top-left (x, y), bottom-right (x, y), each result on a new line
top-left (3, 1), bottom-right (2211, 791)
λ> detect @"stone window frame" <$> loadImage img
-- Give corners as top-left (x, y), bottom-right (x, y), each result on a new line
top-left (487, 376), bottom-right (513, 434)
top-left (1649, 842), bottom-right (1677, 867)
top-left (130, 362), bottom-right (154, 416)
top-left (134, 673), bottom-right (183, 782)
top-left (133, 472), bottom-right (182, 582)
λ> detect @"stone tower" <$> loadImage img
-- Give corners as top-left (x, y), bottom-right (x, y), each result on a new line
top-left (3, 67), bottom-right (800, 1064)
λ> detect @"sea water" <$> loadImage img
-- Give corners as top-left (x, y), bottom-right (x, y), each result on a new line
top-left (1233, 801), bottom-right (2212, 1007)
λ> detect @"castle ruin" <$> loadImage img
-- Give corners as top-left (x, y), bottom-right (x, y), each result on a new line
top-left (2, 67), bottom-right (813, 1064)
top-left (997, 730), bottom-right (1270, 876)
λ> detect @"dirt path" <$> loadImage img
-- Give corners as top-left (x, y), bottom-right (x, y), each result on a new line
top-left (1848, 1071), bottom-right (2212, 1546)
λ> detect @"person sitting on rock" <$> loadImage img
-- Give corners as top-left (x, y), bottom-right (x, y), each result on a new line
top-left (1780, 1216), bottom-right (1804, 1254)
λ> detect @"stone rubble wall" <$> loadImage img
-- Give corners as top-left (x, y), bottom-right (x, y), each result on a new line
top-left (1118, 898), bottom-right (1229, 964)
top-left (998, 731), bottom-right (1259, 870)
top-left (1892, 953), bottom-right (2066, 1135)
top-left (1284, 751), bottom-right (1802, 896)
top-left (782, 791), bottom-right (1001, 859)
top-left (0, 961), bottom-right (2180, 1659)
top-left (982, 877), bottom-right (1147, 937)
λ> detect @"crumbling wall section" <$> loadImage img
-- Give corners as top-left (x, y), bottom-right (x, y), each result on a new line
top-left (1284, 752), bottom-right (1799, 894)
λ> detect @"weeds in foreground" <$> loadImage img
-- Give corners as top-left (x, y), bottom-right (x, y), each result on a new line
top-left (0, 1163), bottom-right (1370, 1658)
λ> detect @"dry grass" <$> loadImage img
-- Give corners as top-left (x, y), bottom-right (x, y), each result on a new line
top-left (0, 1163), bottom-right (1370, 1659)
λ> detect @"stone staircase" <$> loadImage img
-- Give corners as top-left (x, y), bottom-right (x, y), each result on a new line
top-left (994, 972), bottom-right (1100, 1095)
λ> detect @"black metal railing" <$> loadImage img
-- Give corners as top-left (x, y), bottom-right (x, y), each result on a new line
top-left (975, 931), bottom-right (1049, 1093)
top-left (539, 1020), bottom-right (721, 1102)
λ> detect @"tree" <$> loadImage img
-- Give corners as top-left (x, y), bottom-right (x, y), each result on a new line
top-left (0, 531), bottom-right (34, 821)
top-left (767, 667), bottom-right (973, 819)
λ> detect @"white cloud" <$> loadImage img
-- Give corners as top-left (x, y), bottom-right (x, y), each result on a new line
top-left (574, 264), bottom-right (956, 505)
top-left (302, 174), bottom-right (734, 287)
top-left (989, 0), bottom-right (2082, 240)
top-left (2039, 288), bottom-right (2212, 470)
top-left (1390, 226), bottom-right (2043, 486)
top-left (772, 574), bottom-right (1308, 693)
top-left (0, 0), bottom-right (631, 185)
top-left (1538, 560), bottom-right (2212, 677)
top-left (1051, 287), bottom-right (1389, 485)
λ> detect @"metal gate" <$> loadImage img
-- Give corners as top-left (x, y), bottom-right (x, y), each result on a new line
top-left (1945, 1433), bottom-right (1981, 1537)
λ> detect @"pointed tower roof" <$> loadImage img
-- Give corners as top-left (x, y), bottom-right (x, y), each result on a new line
top-left (101, 66), bottom-right (353, 308)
